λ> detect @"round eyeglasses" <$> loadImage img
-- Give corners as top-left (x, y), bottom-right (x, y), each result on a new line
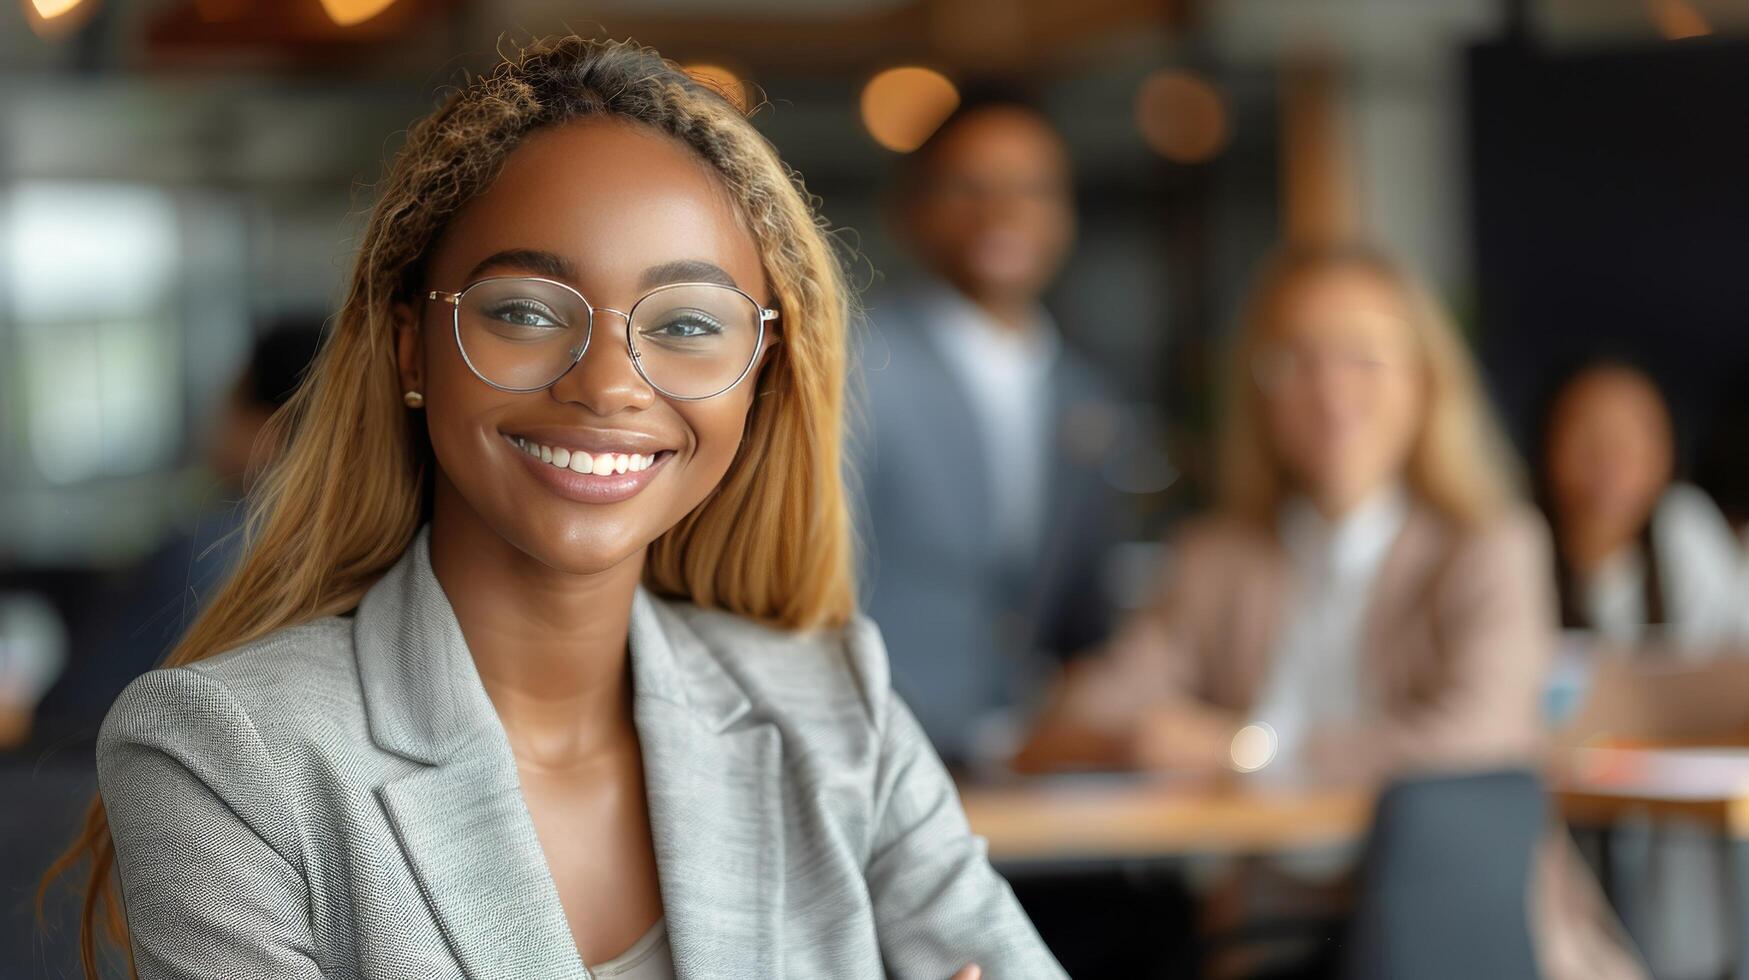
top-left (427, 276), bottom-right (778, 400)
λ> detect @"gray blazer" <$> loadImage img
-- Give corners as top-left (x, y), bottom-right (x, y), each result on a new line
top-left (96, 525), bottom-right (1064, 980)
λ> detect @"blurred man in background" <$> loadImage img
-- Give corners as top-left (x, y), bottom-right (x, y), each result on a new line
top-left (850, 96), bottom-right (1131, 768)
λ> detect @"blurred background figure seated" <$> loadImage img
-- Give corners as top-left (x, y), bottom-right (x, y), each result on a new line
top-left (1541, 357), bottom-right (1749, 650)
top-left (1538, 356), bottom-right (1749, 980)
top-left (1015, 242), bottom-right (1644, 980)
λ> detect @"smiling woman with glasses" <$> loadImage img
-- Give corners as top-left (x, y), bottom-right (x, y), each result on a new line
top-left (45, 36), bottom-right (1063, 980)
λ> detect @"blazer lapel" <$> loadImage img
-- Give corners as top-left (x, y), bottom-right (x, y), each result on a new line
top-left (377, 752), bottom-right (587, 979)
top-left (628, 590), bottom-right (784, 980)
top-left (356, 528), bottom-right (587, 980)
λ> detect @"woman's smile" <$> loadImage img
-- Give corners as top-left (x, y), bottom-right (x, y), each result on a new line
top-left (501, 427), bottom-right (679, 505)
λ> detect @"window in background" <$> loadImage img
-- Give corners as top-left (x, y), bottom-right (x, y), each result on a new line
top-left (8, 182), bottom-right (182, 485)
top-left (0, 181), bottom-right (248, 565)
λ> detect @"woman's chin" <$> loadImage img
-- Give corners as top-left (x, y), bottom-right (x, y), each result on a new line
top-left (505, 520), bottom-right (655, 577)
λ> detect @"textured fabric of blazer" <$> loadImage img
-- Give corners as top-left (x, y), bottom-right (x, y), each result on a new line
top-left (96, 525), bottom-right (1065, 979)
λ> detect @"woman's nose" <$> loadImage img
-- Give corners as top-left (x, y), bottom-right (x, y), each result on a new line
top-left (548, 310), bottom-right (656, 415)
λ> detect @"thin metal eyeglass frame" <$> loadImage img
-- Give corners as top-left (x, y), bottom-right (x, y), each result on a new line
top-left (426, 275), bottom-right (779, 401)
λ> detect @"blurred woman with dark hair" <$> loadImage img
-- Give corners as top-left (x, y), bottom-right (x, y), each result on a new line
top-left (1540, 358), bottom-right (1749, 980)
top-left (1542, 359), bottom-right (1749, 648)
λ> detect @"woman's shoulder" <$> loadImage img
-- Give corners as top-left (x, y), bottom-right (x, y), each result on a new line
top-left (652, 597), bottom-right (895, 730)
top-left (1438, 501), bottom-right (1551, 560)
top-left (1415, 501), bottom-right (1553, 598)
top-left (1653, 482), bottom-right (1739, 557)
top-left (97, 614), bottom-right (362, 765)
top-left (1164, 511), bottom-right (1281, 572)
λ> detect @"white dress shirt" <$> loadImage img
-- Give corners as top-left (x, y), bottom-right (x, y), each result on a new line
top-left (1246, 485), bottom-right (1410, 769)
top-left (920, 283), bottom-right (1061, 563)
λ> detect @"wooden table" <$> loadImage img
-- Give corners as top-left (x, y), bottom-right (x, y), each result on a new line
top-left (960, 774), bottom-right (1374, 865)
top-left (1557, 745), bottom-right (1749, 833)
top-left (1555, 746), bottom-right (1749, 980)
top-left (960, 749), bottom-right (1749, 977)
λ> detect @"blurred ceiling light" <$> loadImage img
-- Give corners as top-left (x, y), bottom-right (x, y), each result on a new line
top-left (318, 0), bottom-right (395, 27)
top-left (861, 66), bottom-right (960, 153)
top-left (23, 0), bottom-right (98, 37)
top-left (684, 63), bottom-right (751, 115)
top-left (1646, 0), bottom-right (1712, 39)
top-left (1135, 69), bottom-right (1230, 165)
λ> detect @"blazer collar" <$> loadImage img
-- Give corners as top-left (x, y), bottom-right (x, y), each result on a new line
top-left (356, 525), bottom-right (780, 979)
top-left (355, 524), bottom-right (752, 766)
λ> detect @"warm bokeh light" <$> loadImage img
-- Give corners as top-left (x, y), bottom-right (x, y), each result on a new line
top-left (1134, 69), bottom-right (1230, 164)
top-left (684, 63), bottom-right (751, 115)
top-left (318, 0), bottom-right (397, 27)
top-left (1646, 0), bottom-right (1712, 40)
top-left (860, 66), bottom-right (960, 153)
top-left (23, 0), bottom-right (97, 38)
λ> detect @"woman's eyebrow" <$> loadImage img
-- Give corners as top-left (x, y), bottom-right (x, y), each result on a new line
top-left (465, 248), bottom-right (576, 283)
top-left (639, 259), bottom-right (738, 289)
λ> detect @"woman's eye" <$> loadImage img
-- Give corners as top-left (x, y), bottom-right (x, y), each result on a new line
top-left (644, 311), bottom-right (724, 340)
top-left (486, 299), bottom-right (564, 328)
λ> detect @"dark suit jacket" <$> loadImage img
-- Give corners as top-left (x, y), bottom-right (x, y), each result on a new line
top-left (848, 286), bottom-right (1131, 763)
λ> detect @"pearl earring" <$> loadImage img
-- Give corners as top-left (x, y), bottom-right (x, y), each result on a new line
top-left (402, 390), bottom-right (425, 408)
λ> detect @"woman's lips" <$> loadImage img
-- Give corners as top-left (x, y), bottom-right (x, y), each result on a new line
top-left (504, 433), bottom-right (673, 504)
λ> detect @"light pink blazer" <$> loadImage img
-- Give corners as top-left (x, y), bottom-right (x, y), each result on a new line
top-left (1067, 502), bottom-right (1553, 779)
top-left (1055, 500), bottom-right (1646, 980)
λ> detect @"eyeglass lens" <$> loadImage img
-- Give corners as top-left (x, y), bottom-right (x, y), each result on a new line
top-left (454, 277), bottom-right (762, 398)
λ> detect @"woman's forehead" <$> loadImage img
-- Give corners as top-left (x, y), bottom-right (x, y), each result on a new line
top-left (433, 118), bottom-right (765, 303)
top-left (1264, 265), bottom-right (1404, 337)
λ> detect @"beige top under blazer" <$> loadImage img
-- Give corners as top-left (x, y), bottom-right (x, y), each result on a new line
top-left (96, 524), bottom-right (1065, 979)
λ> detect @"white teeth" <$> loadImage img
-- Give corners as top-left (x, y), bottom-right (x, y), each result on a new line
top-left (514, 437), bottom-right (660, 476)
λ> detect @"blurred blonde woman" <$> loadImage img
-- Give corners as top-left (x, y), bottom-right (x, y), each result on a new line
top-left (1018, 242), bottom-right (1643, 980)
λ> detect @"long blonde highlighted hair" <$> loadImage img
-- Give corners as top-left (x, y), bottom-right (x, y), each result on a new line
top-left (1216, 242), bottom-right (1520, 528)
top-left (43, 35), bottom-right (856, 977)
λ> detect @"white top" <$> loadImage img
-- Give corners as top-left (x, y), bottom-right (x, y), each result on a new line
top-left (1246, 486), bottom-right (1410, 769)
top-left (585, 917), bottom-right (673, 980)
top-left (1581, 483), bottom-right (1749, 652)
top-left (920, 282), bottom-right (1062, 562)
